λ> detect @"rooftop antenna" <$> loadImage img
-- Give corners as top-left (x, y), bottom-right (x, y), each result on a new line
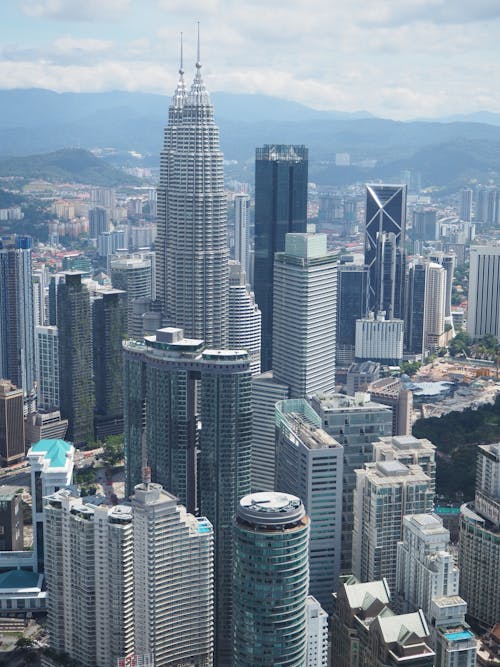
top-left (180, 31), bottom-right (184, 76)
top-left (196, 21), bottom-right (201, 70)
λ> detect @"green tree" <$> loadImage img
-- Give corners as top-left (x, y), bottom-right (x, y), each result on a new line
top-left (102, 434), bottom-right (124, 466)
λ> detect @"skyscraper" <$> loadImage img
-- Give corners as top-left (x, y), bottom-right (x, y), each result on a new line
top-left (254, 144), bottom-right (308, 370)
top-left (123, 326), bottom-right (251, 663)
top-left (352, 460), bottom-right (434, 591)
top-left (234, 194), bottom-right (250, 280)
top-left (36, 325), bottom-right (60, 411)
top-left (0, 379), bottom-right (25, 466)
top-left (233, 492), bottom-right (310, 666)
top-left (336, 262), bottom-right (369, 367)
top-left (0, 235), bottom-right (35, 400)
top-left (88, 207), bottom-right (108, 239)
top-left (275, 398), bottom-right (343, 612)
top-left (460, 188), bottom-right (472, 222)
top-left (131, 480), bottom-right (214, 667)
top-left (110, 255), bottom-right (153, 337)
top-left (228, 261), bottom-right (261, 375)
top-left (92, 288), bottom-right (127, 437)
top-left (57, 272), bottom-right (94, 446)
top-left (467, 246), bottom-right (500, 341)
top-left (273, 233), bottom-right (337, 397)
top-left (364, 184), bottom-right (407, 319)
top-left (156, 45), bottom-right (229, 347)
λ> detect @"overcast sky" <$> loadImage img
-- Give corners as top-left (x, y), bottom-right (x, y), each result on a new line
top-left (1, 0), bottom-right (500, 120)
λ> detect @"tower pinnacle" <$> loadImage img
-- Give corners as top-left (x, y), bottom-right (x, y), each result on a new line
top-left (171, 32), bottom-right (187, 111)
top-left (196, 21), bottom-right (201, 70)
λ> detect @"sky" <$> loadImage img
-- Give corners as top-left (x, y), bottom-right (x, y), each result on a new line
top-left (1, 0), bottom-right (500, 120)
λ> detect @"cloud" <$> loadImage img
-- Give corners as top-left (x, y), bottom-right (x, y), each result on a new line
top-left (21, 0), bottom-right (131, 22)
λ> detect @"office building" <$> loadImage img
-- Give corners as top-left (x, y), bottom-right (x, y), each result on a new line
top-left (310, 392), bottom-right (393, 573)
top-left (27, 437), bottom-right (74, 572)
top-left (0, 486), bottom-right (23, 551)
top-left (396, 514), bottom-right (459, 618)
top-left (306, 596), bottom-right (328, 667)
top-left (0, 235), bottom-right (35, 400)
top-left (352, 460), bottom-right (434, 591)
top-left (89, 207), bottom-right (108, 238)
top-left (124, 327), bottom-right (251, 663)
top-left (336, 263), bottom-right (369, 366)
top-left (430, 597), bottom-right (477, 667)
top-left (250, 371), bottom-right (289, 491)
top-left (228, 261), bottom-right (261, 375)
top-left (459, 443), bottom-right (500, 630)
top-left (233, 492), bottom-right (309, 667)
top-left (373, 231), bottom-right (405, 319)
top-left (234, 193), bottom-right (250, 279)
top-left (254, 144), bottom-right (308, 370)
top-left (467, 246), bottom-right (500, 340)
top-left (355, 313), bottom-right (405, 365)
top-left (36, 325), bottom-right (59, 411)
top-left (423, 262), bottom-right (447, 351)
top-left (25, 410), bottom-right (68, 446)
top-left (110, 254), bottom-right (153, 337)
top-left (429, 252), bottom-right (455, 319)
top-left (48, 272), bottom-right (65, 326)
top-left (275, 399), bottom-right (343, 612)
top-left (0, 380), bottom-right (25, 466)
top-left (57, 272), bottom-right (94, 446)
top-left (132, 480), bottom-right (214, 667)
top-left (364, 184), bottom-right (407, 319)
top-left (368, 377), bottom-right (412, 436)
top-left (32, 268), bottom-right (47, 327)
top-left (372, 435), bottom-right (436, 493)
top-left (273, 233), bottom-right (337, 397)
top-left (156, 51), bottom-right (229, 348)
top-left (92, 288), bottom-right (127, 437)
top-left (332, 575), bottom-right (435, 667)
top-left (406, 260), bottom-right (428, 356)
top-left (346, 361), bottom-right (380, 396)
top-left (413, 208), bottom-right (439, 243)
top-left (460, 188), bottom-right (472, 222)
top-left (44, 491), bottom-right (134, 667)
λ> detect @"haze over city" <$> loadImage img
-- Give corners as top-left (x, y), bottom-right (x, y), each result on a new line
top-left (1, 0), bottom-right (500, 119)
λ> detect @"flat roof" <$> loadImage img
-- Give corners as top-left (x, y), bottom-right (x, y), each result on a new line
top-left (0, 570), bottom-right (41, 591)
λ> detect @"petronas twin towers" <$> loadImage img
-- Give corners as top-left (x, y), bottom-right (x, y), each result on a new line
top-left (156, 40), bottom-right (229, 347)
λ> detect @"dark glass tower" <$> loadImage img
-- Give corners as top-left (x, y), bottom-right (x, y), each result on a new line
top-left (254, 145), bottom-right (308, 371)
top-left (336, 263), bottom-right (369, 366)
top-left (405, 261), bottom-right (427, 356)
top-left (57, 272), bottom-right (94, 446)
top-left (365, 184), bottom-right (407, 319)
top-left (93, 288), bottom-right (127, 437)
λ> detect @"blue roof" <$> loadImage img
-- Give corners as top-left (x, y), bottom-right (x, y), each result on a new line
top-left (30, 439), bottom-right (72, 468)
top-left (0, 570), bottom-right (40, 590)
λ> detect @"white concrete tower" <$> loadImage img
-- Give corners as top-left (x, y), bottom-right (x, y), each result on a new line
top-left (228, 261), bottom-right (261, 375)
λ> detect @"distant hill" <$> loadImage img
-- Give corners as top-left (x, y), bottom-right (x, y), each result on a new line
top-left (1, 89), bottom-right (500, 188)
top-left (0, 148), bottom-right (140, 186)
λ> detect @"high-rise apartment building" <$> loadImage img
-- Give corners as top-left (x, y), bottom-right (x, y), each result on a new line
top-left (156, 52), bottom-right (229, 347)
top-left (309, 392), bottom-right (393, 573)
top-left (430, 597), bottom-right (477, 667)
top-left (364, 184), bottom-right (407, 319)
top-left (368, 377), bottom-right (413, 436)
top-left (254, 144), bottom-right (308, 370)
top-left (467, 246), bottom-right (500, 341)
top-left (110, 255), bottom-right (153, 337)
top-left (36, 325), bottom-right (59, 411)
top-left (413, 208), bottom-right (439, 243)
top-left (92, 288), bottom-right (127, 437)
top-left (396, 514), bottom-right (459, 619)
top-left (32, 268), bottom-right (47, 327)
top-left (423, 262), bottom-right (447, 352)
top-left (336, 262), bottom-right (369, 367)
top-left (234, 193), bottom-right (250, 280)
top-left (355, 313), bottom-right (405, 365)
top-left (460, 188), bottom-right (473, 222)
top-left (372, 434), bottom-right (436, 494)
top-left (124, 326), bottom-right (251, 663)
top-left (0, 380), bottom-right (25, 466)
top-left (459, 443), bottom-right (500, 630)
top-left (89, 207), bottom-right (109, 239)
top-left (273, 233), bottom-right (337, 397)
top-left (233, 492), bottom-right (310, 666)
top-left (228, 261), bottom-right (261, 375)
top-left (429, 252), bottom-right (455, 319)
top-left (0, 235), bottom-right (35, 400)
top-left (305, 596), bottom-right (328, 667)
top-left (352, 461), bottom-right (434, 590)
top-left (0, 485), bottom-right (24, 551)
top-left (275, 398), bottom-right (343, 612)
top-left (44, 491), bottom-right (134, 667)
top-left (131, 480), bottom-right (214, 667)
top-left (57, 272), bottom-right (94, 446)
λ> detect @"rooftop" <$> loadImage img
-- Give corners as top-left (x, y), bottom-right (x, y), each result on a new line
top-left (344, 579), bottom-right (391, 610)
top-left (28, 438), bottom-right (72, 469)
top-left (0, 485), bottom-right (21, 502)
top-left (237, 492), bottom-right (306, 527)
top-left (0, 570), bottom-right (42, 592)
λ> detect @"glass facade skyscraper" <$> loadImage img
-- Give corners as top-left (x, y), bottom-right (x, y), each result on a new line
top-left (254, 145), bottom-right (308, 371)
top-left (233, 492), bottom-right (310, 666)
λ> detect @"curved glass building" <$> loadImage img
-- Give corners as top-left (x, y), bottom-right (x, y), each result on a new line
top-left (233, 492), bottom-right (310, 666)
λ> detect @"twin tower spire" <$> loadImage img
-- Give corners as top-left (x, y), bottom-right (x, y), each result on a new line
top-left (171, 25), bottom-right (210, 110)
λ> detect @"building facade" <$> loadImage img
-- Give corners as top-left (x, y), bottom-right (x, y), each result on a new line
top-left (36, 325), bottom-right (60, 411)
top-left (273, 233), bottom-right (337, 397)
top-left (336, 262), bottom-right (370, 367)
top-left (467, 246), bottom-right (500, 341)
top-left (254, 144), bottom-right (308, 370)
top-left (228, 261), bottom-right (261, 375)
top-left (0, 379), bottom-right (25, 466)
top-left (233, 492), bottom-right (310, 667)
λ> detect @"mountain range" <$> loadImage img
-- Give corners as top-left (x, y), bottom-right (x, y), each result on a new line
top-left (1, 89), bottom-right (500, 189)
